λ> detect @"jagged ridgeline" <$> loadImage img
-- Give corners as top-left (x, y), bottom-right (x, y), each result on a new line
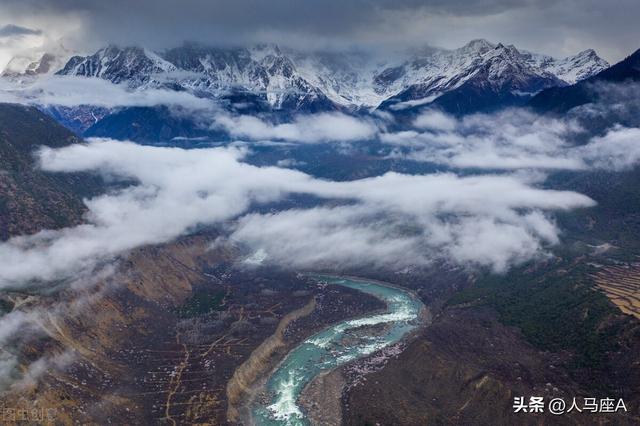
top-left (46, 40), bottom-right (607, 123)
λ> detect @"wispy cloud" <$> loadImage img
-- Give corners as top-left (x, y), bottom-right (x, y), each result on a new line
top-left (0, 24), bottom-right (42, 38)
top-left (213, 112), bottom-right (378, 143)
top-left (231, 172), bottom-right (593, 272)
top-left (383, 108), bottom-right (640, 172)
top-left (0, 265), bottom-right (116, 391)
top-left (0, 75), bottom-right (216, 110)
top-left (580, 126), bottom-right (640, 171)
top-left (0, 138), bottom-right (595, 289)
top-left (0, 309), bottom-right (42, 390)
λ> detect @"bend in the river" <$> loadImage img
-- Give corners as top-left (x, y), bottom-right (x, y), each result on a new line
top-left (251, 275), bottom-right (426, 425)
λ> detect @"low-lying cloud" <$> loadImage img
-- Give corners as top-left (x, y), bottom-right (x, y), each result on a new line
top-left (213, 112), bottom-right (378, 143)
top-left (0, 75), bottom-right (216, 110)
top-left (383, 108), bottom-right (640, 172)
top-left (0, 138), bottom-right (595, 289)
top-left (0, 265), bottom-right (116, 391)
top-left (383, 109), bottom-right (585, 170)
top-left (232, 206), bottom-right (563, 272)
top-left (0, 309), bottom-right (43, 390)
top-left (580, 126), bottom-right (640, 171)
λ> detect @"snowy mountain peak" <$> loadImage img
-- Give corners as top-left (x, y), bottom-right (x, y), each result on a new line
top-left (577, 48), bottom-right (597, 57)
top-left (484, 43), bottom-right (525, 63)
top-left (1, 43), bottom-right (72, 80)
top-left (58, 45), bottom-right (176, 86)
top-left (460, 39), bottom-right (495, 54)
top-left (2, 53), bottom-right (56, 77)
top-left (53, 40), bottom-right (611, 112)
top-left (538, 49), bottom-right (609, 84)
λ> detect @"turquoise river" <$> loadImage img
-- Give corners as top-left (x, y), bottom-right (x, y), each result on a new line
top-left (251, 275), bottom-right (425, 425)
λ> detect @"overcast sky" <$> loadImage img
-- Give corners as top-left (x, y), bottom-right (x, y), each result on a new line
top-left (0, 0), bottom-right (638, 65)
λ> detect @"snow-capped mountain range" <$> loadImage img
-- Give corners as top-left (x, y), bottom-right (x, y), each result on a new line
top-left (52, 39), bottom-right (609, 113)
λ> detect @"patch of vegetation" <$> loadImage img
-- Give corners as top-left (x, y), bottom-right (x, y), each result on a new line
top-left (0, 104), bottom-right (106, 239)
top-left (549, 167), bottom-right (640, 256)
top-left (175, 287), bottom-right (226, 318)
top-left (448, 260), bottom-right (621, 376)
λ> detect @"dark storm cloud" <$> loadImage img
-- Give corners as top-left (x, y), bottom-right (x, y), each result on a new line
top-left (0, 0), bottom-right (530, 45)
top-left (0, 0), bottom-right (638, 61)
top-left (0, 24), bottom-right (42, 38)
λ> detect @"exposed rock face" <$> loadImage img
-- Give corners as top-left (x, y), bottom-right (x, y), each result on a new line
top-left (299, 369), bottom-right (346, 426)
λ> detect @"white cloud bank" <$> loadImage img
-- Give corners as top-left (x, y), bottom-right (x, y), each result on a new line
top-left (579, 126), bottom-right (640, 171)
top-left (213, 112), bottom-right (378, 143)
top-left (0, 138), bottom-right (595, 289)
top-left (0, 75), bottom-right (216, 110)
top-left (383, 109), bottom-right (585, 170)
top-left (232, 206), bottom-right (562, 273)
top-left (383, 109), bottom-right (640, 172)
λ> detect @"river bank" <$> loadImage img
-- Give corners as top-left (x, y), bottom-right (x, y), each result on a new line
top-left (229, 276), bottom-right (384, 425)
top-left (298, 276), bottom-right (432, 426)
